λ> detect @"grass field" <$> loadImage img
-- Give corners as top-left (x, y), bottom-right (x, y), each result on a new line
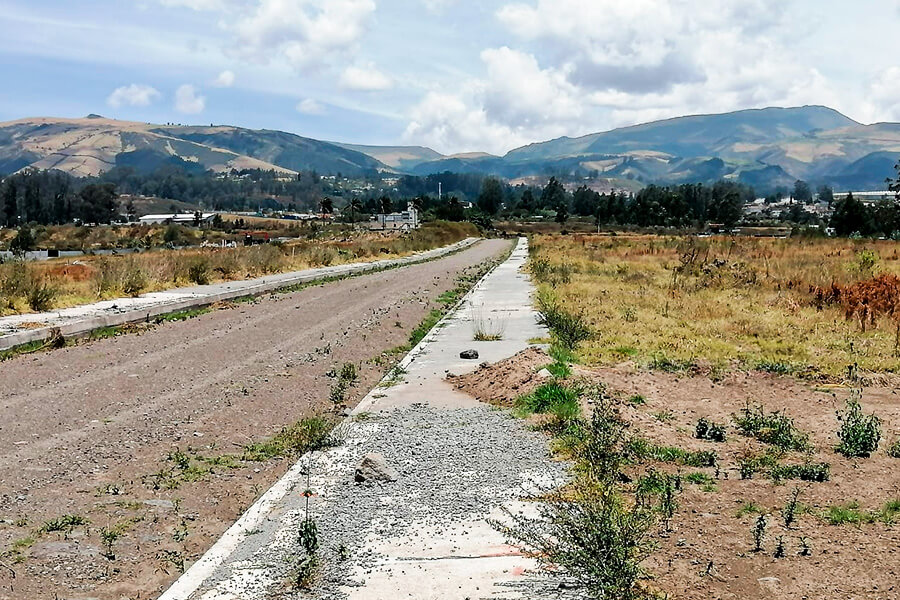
top-left (0, 221), bottom-right (477, 315)
top-left (529, 233), bottom-right (900, 379)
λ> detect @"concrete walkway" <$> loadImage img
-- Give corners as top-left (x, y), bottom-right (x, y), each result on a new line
top-left (0, 238), bottom-right (478, 351)
top-left (159, 237), bottom-right (563, 600)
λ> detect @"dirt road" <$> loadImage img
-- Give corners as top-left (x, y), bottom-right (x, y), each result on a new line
top-left (0, 238), bottom-right (511, 600)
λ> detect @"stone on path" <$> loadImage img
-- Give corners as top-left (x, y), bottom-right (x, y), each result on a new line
top-left (459, 349), bottom-right (479, 359)
top-left (354, 453), bottom-right (399, 483)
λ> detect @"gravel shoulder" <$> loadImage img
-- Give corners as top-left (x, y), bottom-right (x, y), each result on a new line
top-left (0, 238), bottom-right (509, 600)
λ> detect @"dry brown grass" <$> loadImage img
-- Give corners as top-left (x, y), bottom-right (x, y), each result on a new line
top-left (0, 221), bottom-right (477, 315)
top-left (530, 233), bottom-right (900, 379)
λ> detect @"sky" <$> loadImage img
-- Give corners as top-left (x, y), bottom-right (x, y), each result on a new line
top-left (1, 0), bottom-right (900, 156)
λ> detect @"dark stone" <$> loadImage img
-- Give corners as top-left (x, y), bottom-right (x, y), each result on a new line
top-left (459, 349), bottom-right (479, 360)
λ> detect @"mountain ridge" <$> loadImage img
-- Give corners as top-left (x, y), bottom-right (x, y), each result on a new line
top-left (2, 106), bottom-right (899, 192)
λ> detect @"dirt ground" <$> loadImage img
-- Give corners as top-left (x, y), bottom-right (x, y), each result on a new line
top-left (0, 238), bottom-right (510, 600)
top-left (456, 352), bottom-right (900, 600)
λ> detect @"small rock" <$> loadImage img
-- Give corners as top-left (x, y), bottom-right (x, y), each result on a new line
top-left (459, 349), bottom-right (479, 360)
top-left (355, 453), bottom-right (399, 483)
top-left (536, 368), bottom-right (553, 379)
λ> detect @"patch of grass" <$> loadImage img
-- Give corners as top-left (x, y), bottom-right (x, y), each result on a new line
top-left (738, 448), bottom-right (783, 480)
top-left (770, 460), bottom-right (831, 483)
top-left (549, 344), bottom-right (579, 364)
top-left (825, 502), bottom-right (874, 525)
top-left (888, 438), bottom-right (900, 459)
top-left (652, 411), bottom-right (674, 423)
top-left (154, 307), bottom-right (212, 323)
top-left (754, 360), bottom-right (797, 375)
top-left (685, 472), bottom-right (714, 485)
top-left (0, 338), bottom-right (48, 362)
top-left (626, 438), bottom-right (717, 467)
top-left (243, 416), bottom-right (338, 461)
top-left (536, 289), bottom-right (592, 350)
top-left (625, 394), bottom-right (646, 405)
top-left (542, 362), bottom-right (572, 378)
top-left (736, 501), bottom-right (765, 518)
top-left (647, 354), bottom-right (696, 373)
top-left (1, 536), bottom-right (36, 563)
top-left (732, 404), bottom-right (810, 451)
top-left (41, 514), bottom-right (89, 533)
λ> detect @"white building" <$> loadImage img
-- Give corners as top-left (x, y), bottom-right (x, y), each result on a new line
top-left (139, 212), bottom-right (217, 225)
top-left (369, 205), bottom-right (420, 231)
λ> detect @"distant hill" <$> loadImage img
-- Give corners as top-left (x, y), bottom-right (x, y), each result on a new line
top-left (333, 143), bottom-right (444, 172)
top-left (0, 117), bottom-right (389, 178)
top-left (3, 107), bottom-right (900, 193)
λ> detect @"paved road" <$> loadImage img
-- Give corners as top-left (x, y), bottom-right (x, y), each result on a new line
top-left (0, 238), bottom-right (510, 600)
top-left (161, 238), bottom-right (563, 600)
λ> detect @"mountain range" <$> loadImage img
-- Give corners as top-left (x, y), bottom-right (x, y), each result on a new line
top-left (2, 106), bottom-right (899, 192)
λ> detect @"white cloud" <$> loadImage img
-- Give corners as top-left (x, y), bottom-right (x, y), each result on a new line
top-left (339, 62), bottom-right (393, 91)
top-left (158, 0), bottom-right (228, 10)
top-left (213, 69), bottom-right (235, 87)
top-left (296, 98), bottom-right (325, 115)
top-left (175, 84), bottom-right (206, 113)
top-left (106, 84), bottom-right (162, 108)
top-left (230, 0), bottom-right (376, 71)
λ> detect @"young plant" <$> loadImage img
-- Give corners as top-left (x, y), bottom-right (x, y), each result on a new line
top-left (695, 417), bottom-right (727, 442)
top-left (781, 487), bottom-right (802, 528)
top-left (888, 438), bottom-right (900, 459)
top-left (836, 392), bottom-right (881, 458)
top-left (732, 404), bottom-right (810, 451)
top-left (773, 536), bottom-right (786, 558)
top-left (752, 515), bottom-right (767, 552)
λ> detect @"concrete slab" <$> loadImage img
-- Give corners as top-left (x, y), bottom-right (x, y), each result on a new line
top-left (158, 238), bottom-right (562, 600)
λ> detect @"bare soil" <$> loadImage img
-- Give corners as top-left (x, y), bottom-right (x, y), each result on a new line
top-left (0, 239), bottom-right (510, 600)
top-left (456, 352), bottom-right (900, 600)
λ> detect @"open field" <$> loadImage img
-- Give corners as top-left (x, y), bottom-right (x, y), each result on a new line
top-left (458, 349), bottom-right (900, 600)
top-left (529, 233), bottom-right (900, 380)
top-left (442, 232), bottom-right (900, 600)
top-left (0, 238), bottom-right (510, 599)
top-left (0, 221), bottom-right (477, 316)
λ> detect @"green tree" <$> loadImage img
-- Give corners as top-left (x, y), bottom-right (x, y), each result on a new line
top-left (793, 180), bottom-right (812, 204)
top-left (831, 192), bottom-right (874, 236)
top-left (319, 197), bottom-right (334, 215)
top-left (379, 196), bottom-right (392, 215)
top-left (540, 177), bottom-right (567, 212)
top-left (78, 183), bottom-right (118, 224)
top-left (2, 180), bottom-right (17, 227)
top-left (817, 185), bottom-right (834, 206)
top-left (477, 177), bottom-right (504, 215)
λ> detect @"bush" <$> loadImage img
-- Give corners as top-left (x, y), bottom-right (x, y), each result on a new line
top-left (515, 382), bottom-right (581, 430)
top-left (495, 481), bottom-right (657, 600)
top-left (536, 290), bottom-right (592, 350)
top-left (27, 279), bottom-right (57, 311)
top-left (695, 417), bottom-right (727, 442)
top-left (836, 394), bottom-right (881, 458)
top-left (770, 460), bottom-right (830, 483)
top-left (732, 404), bottom-right (810, 451)
top-left (888, 439), bottom-right (900, 459)
top-left (121, 263), bottom-right (147, 296)
top-left (188, 258), bottom-right (211, 285)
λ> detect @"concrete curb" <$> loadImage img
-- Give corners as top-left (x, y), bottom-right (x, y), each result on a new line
top-left (156, 237), bottom-right (520, 600)
top-left (0, 238), bottom-right (479, 353)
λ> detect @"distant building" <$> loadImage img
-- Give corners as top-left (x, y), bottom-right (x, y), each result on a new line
top-left (139, 212), bottom-right (217, 226)
top-left (369, 205), bottom-right (420, 231)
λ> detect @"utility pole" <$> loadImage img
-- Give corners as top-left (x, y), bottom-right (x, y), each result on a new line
top-left (438, 182), bottom-right (442, 201)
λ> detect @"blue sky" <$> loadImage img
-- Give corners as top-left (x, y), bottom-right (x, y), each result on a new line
top-left (1, 0), bottom-right (899, 155)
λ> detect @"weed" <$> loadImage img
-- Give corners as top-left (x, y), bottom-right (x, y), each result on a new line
top-left (781, 487), bottom-right (802, 528)
top-left (536, 289), bottom-right (592, 350)
top-left (825, 502), bottom-right (873, 525)
top-left (888, 438), bottom-right (900, 459)
top-left (685, 472), bottom-right (714, 486)
top-left (736, 501), bottom-right (764, 518)
top-left (770, 459), bottom-right (830, 483)
top-left (774, 535), bottom-right (786, 558)
top-left (799, 537), bottom-right (812, 556)
top-left (732, 404), bottom-right (810, 451)
top-left (836, 392), bottom-right (881, 458)
top-left (158, 549), bottom-right (185, 574)
top-left (515, 383), bottom-right (580, 419)
top-left (754, 360), bottom-right (796, 376)
top-left (652, 411), bottom-right (674, 423)
top-left (695, 417), bottom-right (727, 442)
top-left (338, 362), bottom-right (358, 384)
top-left (41, 514), bottom-right (89, 534)
top-left (542, 362), bottom-right (572, 378)
top-left (626, 438), bottom-right (717, 467)
top-left (99, 526), bottom-right (121, 560)
top-left (496, 481), bottom-right (657, 600)
top-left (626, 394), bottom-right (646, 405)
top-left (27, 279), bottom-right (57, 311)
top-left (243, 416), bottom-right (338, 461)
top-left (647, 354), bottom-right (696, 373)
top-left (752, 515), bottom-right (767, 552)
top-left (738, 448), bottom-right (783, 479)
top-left (471, 307), bottom-right (505, 341)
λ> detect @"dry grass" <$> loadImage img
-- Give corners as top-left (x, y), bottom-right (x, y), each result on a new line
top-left (0, 221), bottom-right (477, 315)
top-left (529, 234), bottom-right (900, 379)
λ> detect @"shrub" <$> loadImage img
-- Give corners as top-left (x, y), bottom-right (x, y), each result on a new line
top-left (836, 394), bottom-right (881, 458)
top-left (496, 481), bottom-right (657, 600)
top-left (536, 291), bottom-right (592, 350)
top-left (121, 263), bottom-right (147, 296)
top-left (695, 417), bottom-right (727, 442)
top-left (27, 279), bottom-right (57, 311)
top-left (188, 258), bottom-right (210, 285)
top-left (626, 438), bottom-right (716, 467)
top-left (732, 404), bottom-right (810, 451)
top-left (888, 439), bottom-right (900, 459)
